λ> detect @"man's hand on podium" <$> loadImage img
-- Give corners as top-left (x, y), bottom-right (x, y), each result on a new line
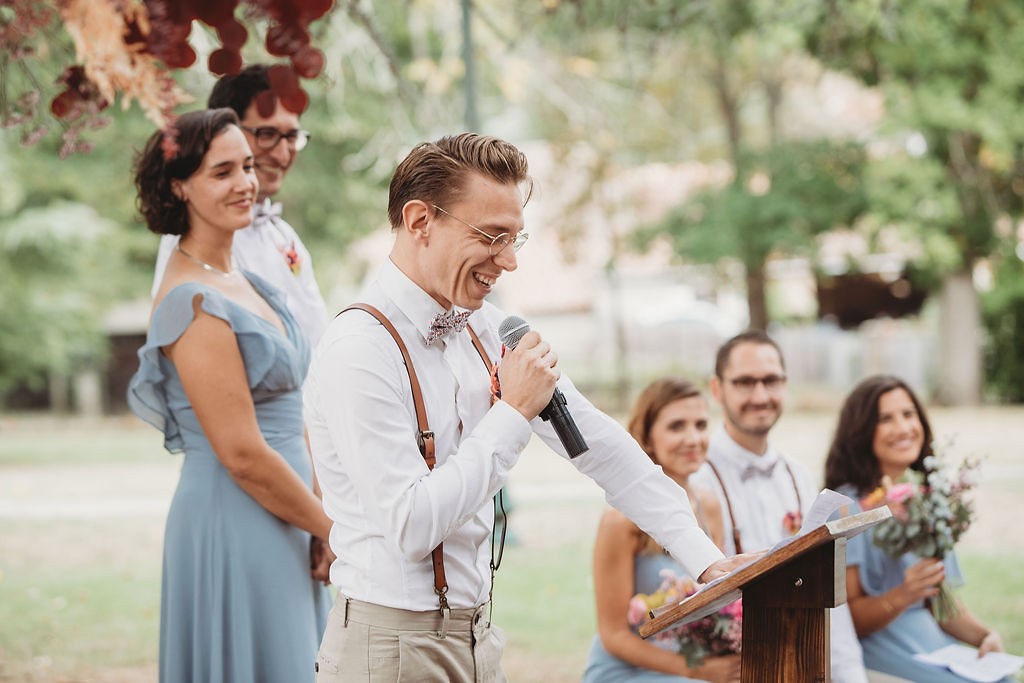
top-left (698, 552), bottom-right (765, 583)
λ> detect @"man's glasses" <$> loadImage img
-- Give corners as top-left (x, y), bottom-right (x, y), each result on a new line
top-left (241, 126), bottom-right (311, 152)
top-left (431, 204), bottom-right (529, 257)
top-left (726, 375), bottom-right (787, 393)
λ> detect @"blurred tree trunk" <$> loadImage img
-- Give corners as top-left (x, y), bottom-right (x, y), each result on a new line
top-left (937, 270), bottom-right (982, 405)
top-left (746, 263), bottom-right (769, 331)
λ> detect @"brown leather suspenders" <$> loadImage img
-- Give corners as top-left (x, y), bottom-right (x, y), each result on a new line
top-left (706, 457), bottom-right (804, 555)
top-left (341, 304), bottom-right (493, 616)
top-left (705, 460), bottom-right (744, 554)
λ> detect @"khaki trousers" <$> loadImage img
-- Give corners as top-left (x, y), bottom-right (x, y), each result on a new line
top-left (316, 595), bottom-right (507, 683)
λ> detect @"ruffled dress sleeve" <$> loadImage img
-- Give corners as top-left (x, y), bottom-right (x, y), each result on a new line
top-left (126, 282), bottom-right (284, 453)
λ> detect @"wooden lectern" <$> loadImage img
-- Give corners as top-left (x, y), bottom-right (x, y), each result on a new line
top-left (639, 507), bottom-right (891, 683)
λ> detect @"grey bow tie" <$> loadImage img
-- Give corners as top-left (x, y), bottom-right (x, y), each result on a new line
top-left (740, 460), bottom-right (778, 482)
top-left (426, 310), bottom-right (471, 345)
top-left (254, 199), bottom-right (283, 221)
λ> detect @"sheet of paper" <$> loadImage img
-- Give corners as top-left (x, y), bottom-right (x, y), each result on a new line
top-left (769, 488), bottom-right (854, 552)
top-left (913, 643), bottom-right (1024, 683)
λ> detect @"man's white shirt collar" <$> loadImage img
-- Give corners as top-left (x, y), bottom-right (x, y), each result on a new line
top-left (712, 425), bottom-right (780, 474)
top-left (377, 258), bottom-right (472, 345)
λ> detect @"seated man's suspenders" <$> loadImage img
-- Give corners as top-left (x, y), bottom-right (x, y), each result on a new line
top-left (704, 459), bottom-right (803, 554)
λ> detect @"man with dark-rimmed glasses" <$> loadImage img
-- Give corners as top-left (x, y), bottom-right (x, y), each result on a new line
top-left (693, 329), bottom-right (872, 683)
top-left (152, 63), bottom-right (328, 348)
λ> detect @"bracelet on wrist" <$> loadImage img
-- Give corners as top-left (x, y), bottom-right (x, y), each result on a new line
top-left (879, 594), bottom-right (898, 615)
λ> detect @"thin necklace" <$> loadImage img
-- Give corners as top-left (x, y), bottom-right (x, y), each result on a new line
top-left (176, 243), bottom-right (236, 277)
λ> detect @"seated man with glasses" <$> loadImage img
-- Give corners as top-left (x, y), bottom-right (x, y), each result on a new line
top-left (152, 63), bottom-right (329, 349)
top-left (304, 133), bottom-right (753, 682)
top-left (691, 329), bottom-right (873, 683)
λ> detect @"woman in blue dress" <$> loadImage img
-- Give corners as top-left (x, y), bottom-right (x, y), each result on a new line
top-left (584, 378), bottom-right (741, 683)
top-left (128, 109), bottom-right (333, 682)
top-left (824, 375), bottom-right (1009, 683)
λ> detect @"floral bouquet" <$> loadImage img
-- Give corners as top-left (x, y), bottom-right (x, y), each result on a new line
top-left (859, 450), bottom-right (979, 622)
top-left (627, 569), bottom-right (742, 668)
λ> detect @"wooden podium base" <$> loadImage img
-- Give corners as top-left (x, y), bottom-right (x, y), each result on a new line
top-left (740, 541), bottom-right (840, 681)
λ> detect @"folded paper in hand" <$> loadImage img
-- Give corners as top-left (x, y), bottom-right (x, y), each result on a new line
top-left (913, 644), bottom-right (1024, 683)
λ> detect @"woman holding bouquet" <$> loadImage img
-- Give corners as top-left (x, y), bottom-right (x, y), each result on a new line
top-left (584, 378), bottom-right (742, 683)
top-left (824, 375), bottom-right (1008, 682)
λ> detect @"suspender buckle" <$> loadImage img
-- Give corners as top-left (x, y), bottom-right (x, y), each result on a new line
top-left (417, 430), bottom-right (434, 448)
top-left (436, 587), bottom-right (451, 639)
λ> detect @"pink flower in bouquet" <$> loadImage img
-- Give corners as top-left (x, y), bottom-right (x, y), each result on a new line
top-left (885, 482), bottom-right (917, 504)
top-left (677, 597), bottom-right (743, 667)
top-left (627, 570), bottom-right (744, 666)
top-left (869, 448), bottom-right (981, 623)
top-left (627, 596), bottom-right (649, 626)
top-left (721, 598), bottom-right (743, 620)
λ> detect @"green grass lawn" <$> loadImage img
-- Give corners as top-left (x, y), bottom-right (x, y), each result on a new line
top-left (496, 544), bottom-right (1024, 683)
top-left (1, 415), bottom-right (1022, 682)
top-left (5, 537), bottom-right (1018, 683)
top-left (0, 416), bottom-right (161, 466)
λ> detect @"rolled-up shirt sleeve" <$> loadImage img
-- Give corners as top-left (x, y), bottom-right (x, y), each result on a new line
top-left (531, 374), bottom-right (725, 579)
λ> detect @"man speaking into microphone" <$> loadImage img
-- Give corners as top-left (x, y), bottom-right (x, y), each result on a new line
top-left (304, 133), bottom-right (754, 682)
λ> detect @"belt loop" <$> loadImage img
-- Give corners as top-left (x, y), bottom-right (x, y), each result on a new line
top-left (343, 597), bottom-right (350, 627)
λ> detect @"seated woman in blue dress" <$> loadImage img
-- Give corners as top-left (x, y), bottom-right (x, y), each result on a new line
top-left (128, 108), bottom-right (333, 682)
top-left (584, 378), bottom-right (741, 683)
top-left (824, 375), bottom-right (1010, 683)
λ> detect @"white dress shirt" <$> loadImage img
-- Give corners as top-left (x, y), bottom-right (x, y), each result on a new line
top-left (304, 259), bottom-right (723, 611)
top-left (692, 426), bottom-right (817, 556)
top-left (152, 199), bottom-right (328, 347)
top-left (692, 427), bottom-right (869, 683)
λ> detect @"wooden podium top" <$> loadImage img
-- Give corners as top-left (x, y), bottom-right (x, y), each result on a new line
top-left (639, 506), bottom-right (891, 639)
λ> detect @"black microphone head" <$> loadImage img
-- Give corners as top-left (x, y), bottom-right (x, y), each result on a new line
top-left (498, 315), bottom-right (531, 350)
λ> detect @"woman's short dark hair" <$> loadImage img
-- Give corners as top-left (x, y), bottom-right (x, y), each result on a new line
top-left (823, 374), bottom-right (934, 495)
top-left (133, 108), bottom-right (240, 236)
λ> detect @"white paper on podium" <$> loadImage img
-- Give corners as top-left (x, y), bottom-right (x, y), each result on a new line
top-left (913, 643), bottom-right (1024, 682)
top-left (768, 488), bottom-right (855, 552)
top-left (686, 490), bottom-right (854, 598)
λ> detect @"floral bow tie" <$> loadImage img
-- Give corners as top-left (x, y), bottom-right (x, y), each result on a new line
top-left (253, 198), bottom-right (284, 221)
top-left (740, 459), bottom-right (778, 482)
top-left (426, 309), bottom-right (471, 345)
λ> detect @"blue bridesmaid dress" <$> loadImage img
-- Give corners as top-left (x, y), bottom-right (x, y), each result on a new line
top-left (128, 275), bottom-right (330, 683)
top-left (840, 486), bottom-right (1013, 683)
top-left (583, 552), bottom-right (708, 683)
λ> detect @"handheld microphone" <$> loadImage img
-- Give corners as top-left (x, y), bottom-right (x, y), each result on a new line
top-left (498, 316), bottom-right (589, 458)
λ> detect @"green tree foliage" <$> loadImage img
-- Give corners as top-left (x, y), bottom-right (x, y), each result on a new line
top-left (0, 201), bottom-right (120, 399)
top-left (648, 140), bottom-right (868, 326)
top-left (1, 47), bottom-right (156, 402)
top-left (805, 0), bottom-right (1024, 402)
top-left (807, 0), bottom-right (1024, 267)
top-left (0, 2), bottom-right (499, 399)
top-left (983, 257), bottom-right (1024, 403)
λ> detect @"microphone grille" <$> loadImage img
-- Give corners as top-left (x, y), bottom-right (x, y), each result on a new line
top-left (498, 315), bottom-right (531, 350)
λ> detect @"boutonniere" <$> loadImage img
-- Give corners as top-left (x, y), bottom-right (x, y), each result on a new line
top-left (280, 240), bottom-right (302, 275)
top-left (489, 346), bottom-right (505, 406)
top-left (782, 510), bottom-right (802, 536)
